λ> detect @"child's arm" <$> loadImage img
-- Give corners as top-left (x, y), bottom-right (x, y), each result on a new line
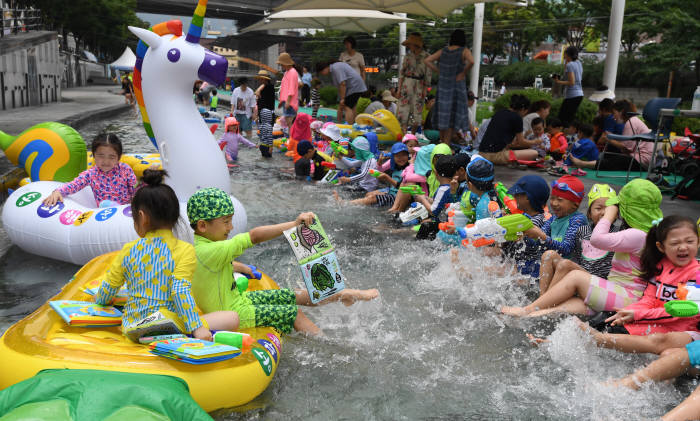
top-left (170, 245), bottom-right (208, 339)
top-left (239, 134), bottom-right (257, 148)
top-left (95, 247), bottom-right (128, 305)
top-left (232, 261), bottom-right (254, 278)
top-left (543, 213), bottom-right (586, 256)
top-left (347, 160), bottom-right (372, 183)
top-left (249, 212), bottom-right (315, 245)
top-left (125, 166), bottom-right (138, 201)
top-left (590, 206), bottom-right (646, 253)
top-left (43, 170), bottom-right (91, 206)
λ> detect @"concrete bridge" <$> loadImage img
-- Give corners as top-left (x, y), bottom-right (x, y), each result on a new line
top-left (135, 0), bottom-right (285, 27)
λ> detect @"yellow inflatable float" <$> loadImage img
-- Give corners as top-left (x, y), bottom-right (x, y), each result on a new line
top-left (337, 109), bottom-right (403, 146)
top-left (0, 251), bottom-right (283, 412)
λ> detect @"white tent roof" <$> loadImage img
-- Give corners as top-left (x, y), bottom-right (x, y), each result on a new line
top-left (274, 0), bottom-right (527, 17)
top-left (241, 9), bottom-right (412, 33)
top-left (110, 47), bottom-right (136, 71)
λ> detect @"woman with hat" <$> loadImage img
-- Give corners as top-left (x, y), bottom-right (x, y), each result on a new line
top-left (502, 178), bottom-right (663, 318)
top-left (423, 29), bottom-right (474, 144)
top-left (255, 69), bottom-right (275, 158)
top-left (397, 32), bottom-right (431, 134)
top-left (277, 52), bottom-right (299, 113)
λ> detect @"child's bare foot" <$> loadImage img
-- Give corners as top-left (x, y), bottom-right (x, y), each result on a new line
top-left (574, 317), bottom-right (604, 342)
top-left (332, 190), bottom-right (343, 204)
top-left (500, 306), bottom-right (529, 317)
top-left (339, 288), bottom-right (380, 306)
top-left (450, 248), bottom-right (460, 264)
top-left (603, 376), bottom-right (640, 390)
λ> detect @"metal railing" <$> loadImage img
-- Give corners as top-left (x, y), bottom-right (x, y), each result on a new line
top-left (1, 7), bottom-right (42, 37)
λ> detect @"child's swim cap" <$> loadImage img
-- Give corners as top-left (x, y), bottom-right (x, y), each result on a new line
top-left (402, 133), bottom-right (417, 143)
top-left (587, 184), bottom-right (617, 208)
top-left (466, 156), bottom-right (494, 182)
top-left (224, 116), bottom-right (239, 132)
top-left (187, 187), bottom-right (234, 224)
top-left (605, 178), bottom-right (662, 232)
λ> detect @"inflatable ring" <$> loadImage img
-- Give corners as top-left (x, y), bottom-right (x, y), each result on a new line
top-left (0, 251), bottom-right (284, 412)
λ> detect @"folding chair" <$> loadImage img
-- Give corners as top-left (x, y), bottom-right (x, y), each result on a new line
top-left (596, 97), bottom-right (681, 183)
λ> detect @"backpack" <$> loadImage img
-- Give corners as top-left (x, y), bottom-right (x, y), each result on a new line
top-left (672, 160), bottom-right (700, 201)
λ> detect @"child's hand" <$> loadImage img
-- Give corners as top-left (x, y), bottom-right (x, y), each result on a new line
top-left (450, 175), bottom-right (459, 194)
top-left (338, 176), bottom-right (350, 185)
top-left (193, 326), bottom-right (213, 341)
top-left (43, 191), bottom-right (63, 207)
top-left (603, 205), bottom-right (619, 221)
top-left (296, 212), bottom-right (315, 226)
top-left (377, 155), bottom-right (388, 165)
top-left (232, 261), bottom-right (254, 278)
top-left (605, 309), bottom-right (634, 326)
top-left (523, 226), bottom-right (545, 240)
top-left (378, 173), bottom-right (391, 182)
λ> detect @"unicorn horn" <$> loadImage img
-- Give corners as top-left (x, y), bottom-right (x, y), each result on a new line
top-left (186, 0), bottom-right (208, 44)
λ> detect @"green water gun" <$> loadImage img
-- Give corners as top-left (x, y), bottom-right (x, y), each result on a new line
top-left (494, 181), bottom-right (521, 214)
top-left (399, 185), bottom-right (425, 195)
top-left (330, 141), bottom-right (348, 156)
top-left (497, 213), bottom-right (534, 241)
top-left (213, 331), bottom-right (253, 349)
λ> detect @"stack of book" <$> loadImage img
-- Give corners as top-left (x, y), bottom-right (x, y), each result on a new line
top-left (49, 300), bottom-right (122, 327)
top-left (148, 337), bottom-right (240, 364)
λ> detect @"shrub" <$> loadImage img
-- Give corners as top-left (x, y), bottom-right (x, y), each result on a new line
top-left (672, 116), bottom-right (700, 134)
top-left (493, 89), bottom-right (553, 112)
top-left (319, 85), bottom-right (338, 107)
top-left (550, 98), bottom-right (597, 125)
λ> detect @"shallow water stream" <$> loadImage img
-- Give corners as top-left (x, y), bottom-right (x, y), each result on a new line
top-left (0, 114), bottom-right (696, 420)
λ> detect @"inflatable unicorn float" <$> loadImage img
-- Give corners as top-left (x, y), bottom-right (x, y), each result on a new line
top-left (2, 2), bottom-right (246, 265)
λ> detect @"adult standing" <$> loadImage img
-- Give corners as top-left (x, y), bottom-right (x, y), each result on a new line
top-left (277, 52), bottom-right (299, 113)
top-left (316, 60), bottom-right (367, 125)
top-left (478, 94), bottom-right (539, 164)
top-left (554, 46), bottom-right (584, 126)
top-left (397, 32), bottom-right (431, 134)
top-left (339, 35), bottom-right (366, 123)
top-left (230, 77), bottom-right (257, 139)
top-left (254, 70), bottom-right (275, 158)
top-left (301, 66), bottom-right (312, 107)
top-left (423, 29), bottom-right (474, 144)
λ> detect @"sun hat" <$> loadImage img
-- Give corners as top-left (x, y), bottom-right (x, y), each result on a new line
top-left (507, 175), bottom-right (550, 214)
top-left (381, 90), bottom-right (398, 103)
top-left (224, 116), bottom-right (239, 132)
top-left (551, 175), bottom-right (584, 205)
top-left (466, 156), bottom-right (494, 182)
top-left (402, 133), bottom-right (418, 143)
top-left (414, 144), bottom-right (435, 176)
top-left (297, 140), bottom-right (314, 156)
top-left (401, 33), bottom-right (424, 48)
top-left (605, 178), bottom-right (662, 232)
top-left (351, 136), bottom-right (374, 162)
top-left (320, 123), bottom-right (342, 142)
top-left (587, 183), bottom-right (617, 208)
top-left (276, 52), bottom-right (295, 66)
top-left (254, 69), bottom-right (272, 80)
top-left (187, 187), bottom-right (234, 224)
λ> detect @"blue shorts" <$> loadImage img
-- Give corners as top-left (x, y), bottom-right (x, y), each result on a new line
top-left (235, 114), bottom-right (253, 132)
top-left (687, 340), bottom-right (700, 367)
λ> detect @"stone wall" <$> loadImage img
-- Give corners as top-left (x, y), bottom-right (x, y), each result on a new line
top-left (0, 31), bottom-right (61, 110)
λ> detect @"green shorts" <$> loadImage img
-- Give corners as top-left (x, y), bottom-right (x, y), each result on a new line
top-left (247, 289), bottom-right (298, 334)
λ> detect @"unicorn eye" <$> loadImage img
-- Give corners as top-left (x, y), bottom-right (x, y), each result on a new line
top-left (167, 48), bottom-right (181, 62)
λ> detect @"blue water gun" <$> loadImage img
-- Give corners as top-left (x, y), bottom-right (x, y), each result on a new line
top-left (233, 264), bottom-right (262, 293)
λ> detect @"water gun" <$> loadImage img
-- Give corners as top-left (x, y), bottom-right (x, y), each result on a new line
top-left (330, 141), bottom-right (348, 156)
top-left (232, 265), bottom-right (262, 293)
top-left (321, 161), bottom-right (336, 169)
top-left (213, 331), bottom-right (253, 350)
top-left (440, 210), bottom-right (533, 247)
top-left (399, 202), bottom-right (429, 226)
top-left (664, 283), bottom-right (700, 317)
top-left (494, 182), bottom-right (522, 214)
top-left (399, 185), bottom-right (425, 195)
top-left (369, 169), bottom-right (383, 178)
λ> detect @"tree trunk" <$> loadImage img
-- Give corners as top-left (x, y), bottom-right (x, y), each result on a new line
top-left (666, 70), bottom-right (674, 98)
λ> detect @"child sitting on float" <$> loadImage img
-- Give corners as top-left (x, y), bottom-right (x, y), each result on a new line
top-left (220, 117), bottom-right (256, 164)
top-left (43, 133), bottom-right (137, 208)
top-left (187, 187), bottom-right (379, 335)
top-left (537, 184), bottom-right (618, 294)
top-left (333, 142), bottom-right (411, 207)
top-left (95, 170), bottom-right (239, 341)
top-left (335, 136), bottom-right (378, 192)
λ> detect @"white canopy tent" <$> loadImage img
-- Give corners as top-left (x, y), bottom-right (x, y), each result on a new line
top-left (273, 0), bottom-right (527, 17)
top-left (109, 46), bottom-right (136, 71)
top-left (240, 9), bottom-right (413, 33)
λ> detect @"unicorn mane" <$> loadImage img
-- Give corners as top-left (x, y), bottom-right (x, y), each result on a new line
top-left (133, 20), bottom-right (183, 150)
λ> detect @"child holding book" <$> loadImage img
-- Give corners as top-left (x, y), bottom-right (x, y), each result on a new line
top-left (95, 170), bottom-right (239, 342)
top-left (43, 133), bottom-right (137, 208)
top-left (187, 187), bottom-right (379, 336)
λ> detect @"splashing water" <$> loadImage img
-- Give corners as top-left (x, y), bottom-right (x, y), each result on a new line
top-left (0, 113), bottom-right (695, 420)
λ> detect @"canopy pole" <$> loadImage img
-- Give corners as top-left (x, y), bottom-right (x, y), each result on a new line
top-left (398, 14), bottom-right (406, 75)
top-left (469, 3), bottom-right (484, 119)
top-left (603, 0), bottom-right (625, 94)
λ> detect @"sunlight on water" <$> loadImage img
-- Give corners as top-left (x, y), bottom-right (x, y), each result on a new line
top-left (0, 112), bottom-right (692, 420)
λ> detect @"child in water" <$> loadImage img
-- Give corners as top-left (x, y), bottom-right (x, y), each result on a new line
top-left (336, 136), bottom-right (378, 193)
top-left (187, 187), bottom-right (379, 335)
top-left (43, 133), bottom-right (137, 208)
top-left (220, 117), bottom-right (256, 163)
top-left (96, 170), bottom-right (239, 341)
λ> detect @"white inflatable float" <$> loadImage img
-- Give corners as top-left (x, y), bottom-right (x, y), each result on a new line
top-left (2, 15), bottom-right (247, 265)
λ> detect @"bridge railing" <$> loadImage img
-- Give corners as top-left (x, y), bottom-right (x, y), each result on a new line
top-left (1, 7), bottom-right (42, 37)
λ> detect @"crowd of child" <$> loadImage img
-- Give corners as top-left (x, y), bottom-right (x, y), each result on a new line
top-left (43, 88), bottom-right (700, 417)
